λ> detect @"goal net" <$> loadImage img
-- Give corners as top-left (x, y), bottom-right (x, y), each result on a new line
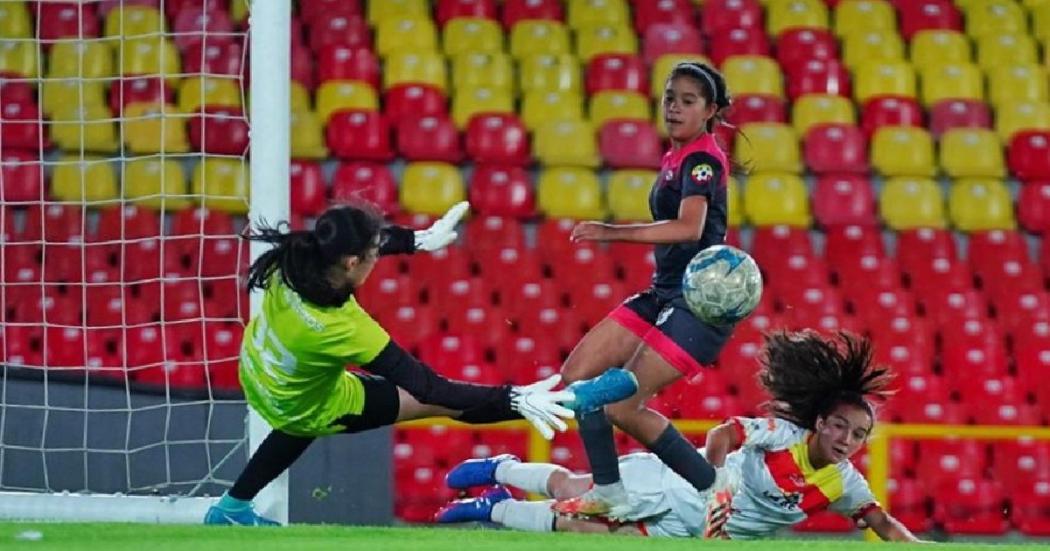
top-left (0, 0), bottom-right (288, 522)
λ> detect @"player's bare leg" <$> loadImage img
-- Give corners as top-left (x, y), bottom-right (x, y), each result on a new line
top-left (559, 318), bottom-right (641, 384)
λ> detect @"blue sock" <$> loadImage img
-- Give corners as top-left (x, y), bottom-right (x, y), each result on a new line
top-left (217, 492), bottom-right (251, 511)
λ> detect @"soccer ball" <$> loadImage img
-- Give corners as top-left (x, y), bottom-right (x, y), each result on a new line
top-left (682, 245), bottom-right (763, 326)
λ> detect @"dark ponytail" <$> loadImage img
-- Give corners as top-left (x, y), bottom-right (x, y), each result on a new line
top-left (244, 204), bottom-right (384, 307)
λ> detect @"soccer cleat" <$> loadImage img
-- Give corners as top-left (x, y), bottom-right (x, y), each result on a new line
top-left (445, 454), bottom-right (520, 489)
top-left (567, 368), bottom-right (639, 413)
top-left (551, 484), bottom-right (632, 519)
top-left (434, 486), bottom-right (512, 523)
top-left (203, 503), bottom-right (281, 526)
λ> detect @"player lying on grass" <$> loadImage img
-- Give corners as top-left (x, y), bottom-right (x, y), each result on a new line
top-left (205, 202), bottom-right (634, 526)
top-left (436, 331), bottom-right (924, 542)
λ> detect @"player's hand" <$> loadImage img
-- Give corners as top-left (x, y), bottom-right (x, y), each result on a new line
top-left (414, 201), bottom-right (469, 252)
top-left (570, 221), bottom-right (612, 242)
top-left (510, 375), bottom-right (576, 440)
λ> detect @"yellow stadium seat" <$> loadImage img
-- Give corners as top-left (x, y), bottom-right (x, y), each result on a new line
top-left (939, 128), bottom-right (1006, 178)
top-left (996, 101), bottom-right (1050, 143)
top-left (576, 24), bottom-right (638, 63)
top-left (843, 31), bottom-right (905, 70)
top-left (519, 54), bottom-right (581, 95)
top-left (537, 167), bottom-right (605, 220)
top-left (50, 157), bottom-right (118, 205)
top-left (743, 173), bottom-right (811, 227)
top-left (383, 52), bottom-right (448, 91)
top-left (521, 90), bottom-right (584, 131)
top-left (977, 34), bottom-right (1039, 70)
top-left (121, 102), bottom-right (190, 154)
top-left (510, 21), bottom-right (571, 58)
top-left (41, 80), bottom-right (108, 117)
top-left (0, 2), bottom-right (31, 39)
top-left (949, 178), bottom-right (1015, 231)
top-left (443, 18), bottom-right (504, 56)
top-left (650, 54), bottom-right (711, 98)
top-left (791, 94), bottom-right (856, 135)
top-left (290, 81), bottom-right (311, 112)
top-left (120, 37), bottom-right (181, 85)
top-left (451, 86), bottom-right (515, 128)
top-left (289, 111), bottom-right (328, 159)
top-left (50, 104), bottom-right (119, 153)
top-left (871, 127), bottom-right (936, 177)
top-left (401, 162), bottom-right (467, 216)
top-left (48, 42), bottom-right (113, 79)
top-left (534, 120), bottom-right (599, 167)
top-left (178, 76), bottom-right (242, 113)
top-left (0, 42), bottom-right (39, 78)
top-left (879, 177), bottom-right (947, 229)
top-left (988, 65), bottom-right (1049, 107)
top-left (736, 123), bottom-right (802, 174)
top-left (452, 53), bottom-right (515, 95)
top-left (607, 170), bottom-right (656, 221)
top-left (568, 0), bottom-right (630, 29)
top-left (727, 176), bottom-right (744, 227)
top-left (1035, 3), bottom-right (1050, 44)
top-left (854, 61), bottom-right (916, 104)
top-left (230, 0), bottom-right (249, 26)
top-left (834, 0), bottom-right (897, 38)
top-left (720, 55), bottom-right (783, 98)
top-left (123, 158), bottom-right (191, 210)
top-left (104, 5), bottom-right (165, 38)
top-left (964, 0), bottom-right (1027, 38)
top-left (910, 31), bottom-right (971, 71)
top-left (376, 17), bottom-right (438, 58)
top-left (767, 0), bottom-right (829, 37)
top-left (368, 0), bottom-right (429, 25)
top-left (919, 63), bottom-right (984, 108)
top-left (315, 80), bottom-right (378, 122)
top-left (192, 157), bottom-right (249, 214)
top-left (589, 91), bottom-right (651, 127)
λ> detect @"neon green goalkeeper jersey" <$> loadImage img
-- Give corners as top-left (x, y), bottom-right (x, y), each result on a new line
top-left (239, 278), bottom-right (390, 437)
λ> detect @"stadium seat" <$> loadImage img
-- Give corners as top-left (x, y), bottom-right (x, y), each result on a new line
top-left (641, 23), bottom-right (703, 66)
top-left (909, 30), bottom-right (971, 71)
top-left (833, 0), bottom-right (897, 38)
top-left (443, 17), bottom-right (503, 56)
top-left (317, 46), bottom-right (380, 88)
top-left (735, 123), bottom-right (801, 174)
top-left (464, 113), bottom-right (530, 165)
top-left (189, 107), bottom-right (249, 156)
top-left (288, 42), bottom-right (316, 90)
top-left (509, 20), bottom-right (570, 58)
top-left (171, 7), bottom-right (234, 52)
top-left (708, 27), bottom-right (772, 67)
top-left (949, 178), bottom-right (1015, 231)
top-left (720, 55), bottom-right (783, 98)
top-left (384, 84), bottom-right (448, 125)
top-left (929, 99), bottom-right (992, 137)
top-left (0, 41), bottom-right (38, 79)
top-left (899, 0), bottom-right (963, 41)
top-left (36, 2), bottom-right (100, 42)
top-left (987, 65), bottom-right (1049, 108)
top-left (1018, 182), bottom-right (1050, 233)
top-left (566, 0), bottom-right (628, 29)
top-left (969, 229), bottom-right (1029, 274)
top-left (777, 28), bottom-right (837, 69)
top-left (502, 0), bottom-right (562, 27)
top-left (534, 119), bottom-right (599, 167)
top-left (41, 80), bottom-right (107, 117)
top-left (451, 86), bottom-right (514, 128)
top-left (288, 110), bottom-right (329, 159)
top-left (383, 52), bottom-right (448, 91)
top-left (376, 17), bottom-right (438, 57)
top-left (607, 170), bottom-right (657, 222)
top-left (854, 61), bottom-right (917, 104)
top-left (964, 0), bottom-right (1026, 39)
top-left (939, 129), bottom-right (1005, 178)
top-left (123, 157), bottom-right (191, 210)
top-left (996, 101), bottom-right (1050, 144)
top-left (791, 94), bottom-right (855, 135)
top-left (367, 0), bottom-right (428, 25)
top-left (177, 76), bottom-right (241, 114)
top-left (916, 440), bottom-right (986, 491)
top-left (1009, 130), bottom-right (1050, 181)
top-left (726, 95), bottom-right (787, 128)
top-left (451, 52), bottom-right (515, 94)
top-left (307, 12), bottom-right (372, 52)
top-left (50, 104), bottom-right (119, 153)
top-left (843, 30), bottom-right (905, 70)
top-left (919, 63), bottom-right (983, 108)
top-left (767, 0), bottom-right (828, 38)
top-left (537, 167), bottom-right (605, 220)
top-left (977, 34), bottom-right (1039, 71)
top-left (316, 80), bottom-right (378, 123)
top-left (50, 156), bottom-right (118, 205)
top-left (289, 160), bottom-right (327, 217)
top-left (743, 173), bottom-right (811, 227)
top-left (401, 162), bottom-right (466, 216)
top-left (936, 478), bottom-right (1010, 535)
top-left (634, 0), bottom-right (693, 34)
top-left (469, 165), bottom-right (535, 218)
top-left (589, 91), bottom-right (650, 128)
top-left (871, 127), bottom-right (936, 177)
top-left (330, 162), bottom-right (400, 215)
top-left (585, 54), bottom-right (648, 96)
top-left (941, 317), bottom-right (1011, 383)
top-left (726, 176), bottom-right (744, 227)
top-left (0, 98), bottom-right (47, 152)
top-left (701, 0), bottom-right (763, 36)
top-left (803, 124), bottom-right (869, 174)
top-left (120, 102), bottom-right (191, 154)
top-left (104, 5), bottom-right (165, 38)
top-left (0, 150), bottom-right (42, 203)
top-left (860, 96), bottom-right (925, 138)
top-left (812, 174), bottom-right (878, 226)
top-left (519, 53), bottom-right (581, 95)
top-left (783, 58), bottom-right (852, 101)
top-left (397, 114), bottom-right (463, 163)
top-left (599, 120), bottom-right (662, 169)
top-left (326, 110), bottom-right (394, 161)
top-left (575, 23), bottom-right (638, 63)
top-left (119, 37), bottom-right (181, 85)
top-left (994, 440), bottom-right (1050, 493)
top-left (191, 157), bottom-right (249, 214)
top-left (879, 177), bottom-right (947, 229)
top-left (521, 90), bottom-right (584, 131)
top-left (436, 0), bottom-right (497, 27)
top-left (1013, 481), bottom-right (1050, 536)
top-left (110, 76), bottom-right (174, 114)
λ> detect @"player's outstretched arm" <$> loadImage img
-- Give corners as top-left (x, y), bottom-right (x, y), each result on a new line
top-left (702, 421), bottom-right (742, 468)
top-left (861, 508), bottom-right (929, 543)
top-left (378, 201), bottom-right (470, 256)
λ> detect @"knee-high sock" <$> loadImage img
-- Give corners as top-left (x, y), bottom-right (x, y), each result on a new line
top-left (495, 461), bottom-right (565, 497)
top-left (648, 423), bottom-right (716, 493)
top-left (576, 409), bottom-right (621, 486)
top-left (229, 430), bottom-right (314, 501)
top-left (491, 500), bottom-right (556, 532)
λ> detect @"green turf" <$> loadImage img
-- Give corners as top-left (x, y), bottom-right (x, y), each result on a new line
top-left (0, 524), bottom-right (1040, 551)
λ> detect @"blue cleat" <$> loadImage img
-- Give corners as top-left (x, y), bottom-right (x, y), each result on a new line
top-left (567, 368), bottom-right (639, 413)
top-left (445, 454), bottom-right (520, 489)
top-left (434, 486), bottom-right (512, 524)
top-left (204, 502), bottom-right (281, 526)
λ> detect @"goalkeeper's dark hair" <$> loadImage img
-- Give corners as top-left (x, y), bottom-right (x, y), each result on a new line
top-left (757, 330), bottom-right (895, 430)
top-left (244, 203), bottom-right (383, 307)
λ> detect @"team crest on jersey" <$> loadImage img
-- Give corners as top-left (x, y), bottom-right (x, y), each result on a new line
top-left (691, 163), bottom-right (714, 184)
top-left (663, 170), bottom-right (674, 182)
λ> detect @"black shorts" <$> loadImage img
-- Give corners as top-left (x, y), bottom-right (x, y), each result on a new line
top-left (330, 374), bottom-right (400, 434)
top-left (608, 289), bottom-right (733, 376)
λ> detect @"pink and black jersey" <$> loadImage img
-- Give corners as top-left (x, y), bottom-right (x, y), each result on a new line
top-left (649, 132), bottom-right (729, 296)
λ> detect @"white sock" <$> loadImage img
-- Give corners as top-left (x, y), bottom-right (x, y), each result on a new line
top-left (491, 499), bottom-right (556, 532)
top-left (494, 461), bottom-right (565, 497)
top-left (594, 480), bottom-right (627, 501)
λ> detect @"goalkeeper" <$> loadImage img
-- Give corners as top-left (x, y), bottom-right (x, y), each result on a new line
top-left (204, 203), bottom-right (622, 526)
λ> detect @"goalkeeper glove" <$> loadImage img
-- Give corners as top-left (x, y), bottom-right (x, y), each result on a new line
top-left (414, 201), bottom-right (469, 252)
top-left (510, 375), bottom-right (576, 440)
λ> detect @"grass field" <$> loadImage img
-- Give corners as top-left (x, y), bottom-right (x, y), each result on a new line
top-left (0, 524), bottom-right (1043, 550)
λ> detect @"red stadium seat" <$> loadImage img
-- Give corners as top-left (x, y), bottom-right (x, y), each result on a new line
top-left (0, 76), bottom-right (34, 107)
top-left (994, 439), bottom-right (1050, 492)
top-left (569, 280), bottom-right (627, 327)
top-left (780, 285), bottom-right (844, 327)
top-left (446, 304), bottom-right (512, 354)
top-left (172, 7), bottom-right (235, 51)
top-left (418, 333), bottom-right (488, 373)
top-left (163, 0), bottom-right (233, 20)
top-left (896, 227), bottom-right (957, 275)
top-left (977, 259), bottom-right (1044, 308)
top-left (381, 304), bottom-right (440, 351)
top-left (288, 41), bottom-right (315, 89)
top-left (707, 27), bottom-right (770, 66)
top-left (326, 110), bottom-right (393, 161)
top-left (289, 160), bottom-right (327, 217)
top-left (464, 114), bottom-right (530, 166)
top-left (889, 376), bottom-right (962, 423)
top-left (803, 123), bottom-right (868, 174)
top-left (35, 2), bottom-right (100, 42)
top-left (1008, 130), bottom-right (1050, 182)
top-left (750, 225), bottom-right (815, 273)
top-left (3, 324), bottom-right (43, 367)
top-left (784, 58), bottom-right (851, 102)
top-left (307, 12), bottom-right (371, 52)
top-left (536, 218), bottom-right (579, 264)
top-left (188, 106), bottom-right (249, 155)
top-left (110, 77), bottom-right (175, 113)
top-left (467, 216), bottom-right (528, 253)
top-left (469, 165), bottom-right (535, 218)
top-left (436, 0), bottom-right (497, 27)
top-left (599, 120), bottom-right (662, 169)
top-left (84, 327), bottom-right (125, 376)
top-left (355, 274), bottom-right (420, 318)
top-left (941, 318), bottom-right (1010, 387)
top-left (764, 254), bottom-right (830, 305)
top-left (44, 326), bottom-right (89, 370)
top-left (811, 174), bottom-right (877, 226)
top-left (1013, 481), bottom-right (1050, 536)
top-left (502, 335), bottom-right (561, 385)
top-left (585, 54), bottom-right (648, 96)
top-left (471, 429), bottom-right (528, 460)
top-left (499, 278), bottom-right (564, 325)
top-left (824, 224), bottom-right (884, 267)
top-left (1019, 182), bottom-right (1050, 234)
top-left (432, 277), bottom-right (494, 312)
top-left (642, 23), bottom-right (703, 65)
top-left (860, 96), bottom-right (924, 139)
top-left (635, 0), bottom-right (693, 34)
top-left (701, 0), bottom-right (763, 37)
top-left (407, 245), bottom-right (473, 286)
top-left (95, 204), bottom-right (161, 241)
top-left (917, 440), bottom-right (986, 490)
top-left (727, 94), bottom-right (787, 126)
top-left (936, 478), bottom-right (1009, 535)
top-left (995, 290), bottom-right (1050, 337)
top-left (384, 85), bottom-right (448, 126)
top-left (1, 98), bottom-right (48, 151)
top-left (776, 28), bottom-right (837, 69)
top-left (929, 99), bottom-right (992, 138)
top-left (501, 0), bottom-right (562, 28)
top-left (898, 0), bottom-right (962, 41)
top-left (516, 305), bottom-right (585, 352)
top-left (550, 432), bottom-right (590, 473)
top-left (396, 114), bottom-right (463, 163)
top-left (0, 150), bottom-right (43, 203)
top-left (887, 478), bottom-right (932, 533)
top-left (906, 257), bottom-right (975, 303)
top-left (922, 287), bottom-right (988, 330)
top-left (172, 206), bottom-right (234, 236)
top-left (330, 162), bottom-right (399, 215)
top-left (316, 46), bottom-right (380, 89)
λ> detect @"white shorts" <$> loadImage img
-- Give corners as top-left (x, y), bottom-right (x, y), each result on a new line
top-left (618, 452), bottom-right (711, 538)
